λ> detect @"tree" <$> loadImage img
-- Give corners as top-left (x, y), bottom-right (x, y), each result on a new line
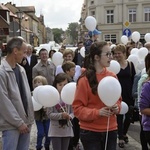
top-left (66, 22), bottom-right (79, 44)
top-left (52, 28), bottom-right (64, 44)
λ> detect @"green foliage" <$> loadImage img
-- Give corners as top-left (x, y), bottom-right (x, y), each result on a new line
top-left (67, 22), bottom-right (79, 43)
top-left (51, 22), bottom-right (79, 44)
top-left (52, 28), bottom-right (64, 43)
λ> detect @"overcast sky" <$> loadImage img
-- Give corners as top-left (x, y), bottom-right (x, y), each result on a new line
top-left (0, 0), bottom-right (84, 30)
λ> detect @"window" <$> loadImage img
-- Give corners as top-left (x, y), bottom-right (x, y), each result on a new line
top-left (91, 11), bottom-right (95, 16)
top-left (128, 8), bottom-right (136, 22)
top-left (104, 34), bottom-right (116, 43)
top-left (144, 8), bottom-right (150, 22)
top-left (91, 0), bottom-right (94, 5)
top-left (106, 10), bottom-right (114, 23)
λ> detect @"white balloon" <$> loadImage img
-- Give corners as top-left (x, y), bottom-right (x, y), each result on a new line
top-left (61, 82), bottom-right (76, 105)
top-left (85, 16), bottom-right (97, 31)
top-left (52, 52), bottom-right (64, 66)
top-left (137, 47), bottom-right (148, 60)
top-left (120, 102), bottom-right (128, 114)
top-left (39, 44), bottom-right (51, 51)
top-left (97, 76), bottom-right (121, 107)
top-left (131, 31), bottom-right (141, 43)
top-left (33, 86), bottom-right (43, 103)
top-left (130, 48), bottom-right (139, 55)
top-left (110, 44), bottom-right (116, 50)
top-left (121, 35), bottom-right (128, 45)
top-left (37, 85), bottom-right (60, 107)
top-left (137, 60), bottom-right (145, 71)
top-left (127, 55), bottom-right (139, 67)
top-left (144, 33), bottom-right (150, 42)
top-left (32, 96), bottom-right (42, 111)
top-left (80, 47), bottom-right (85, 58)
top-left (107, 60), bottom-right (121, 74)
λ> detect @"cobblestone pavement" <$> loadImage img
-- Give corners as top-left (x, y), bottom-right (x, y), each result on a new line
top-left (0, 122), bottom-right (142, 150)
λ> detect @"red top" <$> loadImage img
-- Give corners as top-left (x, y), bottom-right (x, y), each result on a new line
top-left (72, 68), bottom-right (122, 132)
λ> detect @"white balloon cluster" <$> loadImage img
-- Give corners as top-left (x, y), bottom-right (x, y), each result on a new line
top-left (33, 85), bottom-right (60, 110)
top-left (124, 31), bottom-right (150, 73)
top-left (128, 47), bottom-right (148, 73)
top-left (32, 83), bottom-right (77, 110)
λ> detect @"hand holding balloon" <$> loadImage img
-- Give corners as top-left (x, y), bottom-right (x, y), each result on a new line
top-left (110, 104), bottom-right (119, 114)
top-left (62, 112), bottom-right (71, 120)
top-left (99, 107), bottom-right (114, 117)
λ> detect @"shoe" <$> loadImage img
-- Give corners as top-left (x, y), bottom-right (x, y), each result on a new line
top-left (118, 140), bottom-right (125, 148)
top-left (124, 136), bottom-right (129, 143)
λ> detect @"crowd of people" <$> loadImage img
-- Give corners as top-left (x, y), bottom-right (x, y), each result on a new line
top-left (0, 31), bottom-right (150, 150)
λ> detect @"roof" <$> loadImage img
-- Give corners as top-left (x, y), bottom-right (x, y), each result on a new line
top-left (0, 3), bottom-right (17, 17)
top-left (17, 6), bottom-right (35, 13)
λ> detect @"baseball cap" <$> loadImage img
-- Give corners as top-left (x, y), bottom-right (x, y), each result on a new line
top-left (88, 29), bottom-right (101, 36)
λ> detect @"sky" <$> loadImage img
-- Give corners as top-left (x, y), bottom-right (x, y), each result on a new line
top-left (0, 0), bottom-right (84, 30)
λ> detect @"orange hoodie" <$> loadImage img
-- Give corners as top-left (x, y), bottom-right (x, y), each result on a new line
top-left (72, 68), bottom-right (122, 132)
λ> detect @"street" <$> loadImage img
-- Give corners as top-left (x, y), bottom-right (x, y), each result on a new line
top-left (128, 121), bottom-right (140, 143)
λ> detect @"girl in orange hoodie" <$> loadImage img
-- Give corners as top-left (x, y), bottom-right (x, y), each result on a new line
top-left (72, 41), bottom-right (122, 150)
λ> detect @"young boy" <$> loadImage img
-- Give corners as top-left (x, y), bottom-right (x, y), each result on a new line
top-left (62, 61), bottom-right (76, 82)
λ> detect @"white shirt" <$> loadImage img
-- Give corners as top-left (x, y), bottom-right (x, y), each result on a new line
top-left (26, 55), bottom-right (31, 65)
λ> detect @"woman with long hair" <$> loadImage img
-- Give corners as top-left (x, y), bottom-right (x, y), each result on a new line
top-left (72, 41), bottom-right (122, 150)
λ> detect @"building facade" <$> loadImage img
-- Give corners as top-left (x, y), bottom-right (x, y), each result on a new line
top-left (0, 2), bottom-right (54, 47)
top-left (80, 0), bottom-right (150, 44)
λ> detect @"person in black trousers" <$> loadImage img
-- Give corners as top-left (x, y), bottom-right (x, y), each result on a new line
top-left (21, 44), bottom-right (38, 91)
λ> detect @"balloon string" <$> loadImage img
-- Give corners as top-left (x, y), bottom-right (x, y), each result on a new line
top-left (58, 103), bottom-right (73, 127)
top-left (104, 110), bottom-right (110, 150)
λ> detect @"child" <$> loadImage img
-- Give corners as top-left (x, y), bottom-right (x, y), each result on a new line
top-left (47, 73), bottom-right (74, 150)
top-left (72, 41), bottom-right (121, 150)
top-left (33, 76), bottom-right (51, 150)
top-left (62, 61), bottom-right (80, 149)
top-left (62, 61), bottom-right (76, 82)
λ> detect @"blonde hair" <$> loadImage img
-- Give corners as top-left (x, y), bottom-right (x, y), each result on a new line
top-left (113, 44), bottom-right (126, 54)
top-left (63, 49), bottom-right (74, 58)
top-left (33, 76), bottom-right (48, 89)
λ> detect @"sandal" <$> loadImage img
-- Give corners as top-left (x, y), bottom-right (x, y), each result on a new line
top-left (124, 136), bottom-right (129, 143)
top-left (118, 140), bottom-right (125, 148)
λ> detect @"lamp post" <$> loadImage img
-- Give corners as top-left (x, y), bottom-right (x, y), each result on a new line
top-left (16, 10), bottom-right (23, 36)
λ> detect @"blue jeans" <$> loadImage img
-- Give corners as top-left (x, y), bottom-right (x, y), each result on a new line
top-left (35, 119), bottom-right (51, 149)
top-left (2, 129), bottom-right (30, 150)
top-left (80, 129), bottom-right (117, 150)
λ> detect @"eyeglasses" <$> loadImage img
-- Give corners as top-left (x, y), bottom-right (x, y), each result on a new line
top-left (101, 52), bottom-right (113, 58)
